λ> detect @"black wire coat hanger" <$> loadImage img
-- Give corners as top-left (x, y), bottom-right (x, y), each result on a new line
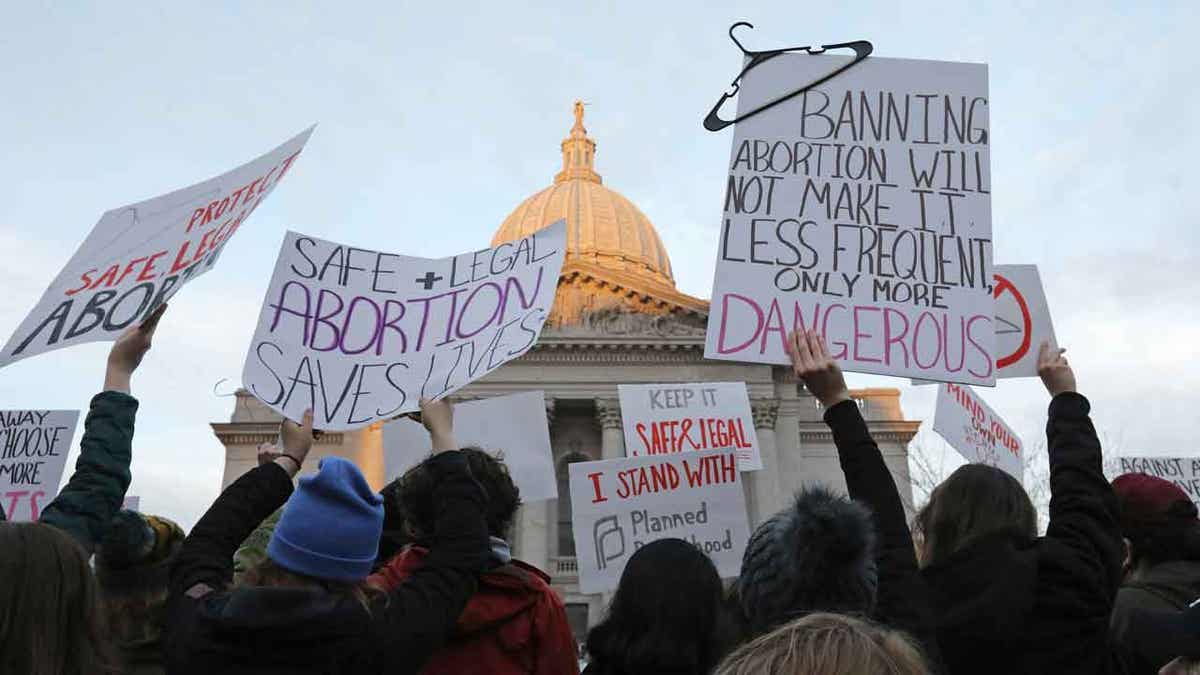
top-left (703, 22), bottom-right (873, 132)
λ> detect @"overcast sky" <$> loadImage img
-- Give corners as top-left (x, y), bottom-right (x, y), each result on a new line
top-left (1, 2), bottom-right (1195, 528)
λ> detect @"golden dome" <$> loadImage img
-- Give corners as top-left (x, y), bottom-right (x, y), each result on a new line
top-left (492, 101), bottom-right (676, 289)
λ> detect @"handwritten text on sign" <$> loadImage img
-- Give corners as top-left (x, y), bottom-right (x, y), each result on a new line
top-left (242, 221), bottom-right (566, 429)
top-left (1117, 457), bottom-right (1200, 508)
top-left (0, 410), bottom-right (79, 521)
top-left (569, 448), bottom-right (750, 594)
top-left (705, 56), bottom-right (995, 385)
top-left (933, 383), bottom-right (1022, 479)
top-left (617, 382), bottom-right (762, 471)
top-left (1, 128), bottom-right (313, 368)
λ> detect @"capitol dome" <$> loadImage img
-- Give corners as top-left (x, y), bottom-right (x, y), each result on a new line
top-left (493, 102), bottom-right (704, 325)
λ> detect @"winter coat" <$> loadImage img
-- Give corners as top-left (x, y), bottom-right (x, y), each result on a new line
top-left (1112, 560), bottom-right (1200, 674)
top-left (370, 545), bottom-right (580, 675)
top-left (40, 391), bottom-right (137, 553)
top-left (165, 451), bottom-right (489, 675)
top-left (824, 399), bottom-right (944, 671)
top-left (920, 392), bottom-right (1125, 675)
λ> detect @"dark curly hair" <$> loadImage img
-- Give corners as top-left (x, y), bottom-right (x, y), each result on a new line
top-left (390, 447), bottom-right (520, 540)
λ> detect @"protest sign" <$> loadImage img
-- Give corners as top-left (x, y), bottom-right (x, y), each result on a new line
top-left (569, 447), bottom-right (750, 594)
top-left (1116, 457), bottom-right (1200, 507)
top-left (992, 264), bottom-right (1055, 378)
top-left (912, 264), bottom-right (1056, 384)
top-left (242, 221), bottom-right (567, 429)
top-left (0, 410), bottom-right (79, 521)
top-left (932, 383), bottom-right (1022, 479)
top-left (705, 55), bottom-right (995, 385)
top-left (382, 390), bottom-right (557, 501)
top-left (617, 382), bottom-right (761, 471)
top-left (1, 128), bottom-right (314, 368)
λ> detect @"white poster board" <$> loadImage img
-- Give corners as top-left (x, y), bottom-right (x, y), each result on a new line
top-left (242, 221), bottom-right (567, 429)
top-left (933, 383), bottom-right (1022, 479)
top-left (992, 264), bottom-right (1056, 378)
top-left (382, 390), bottom-right (557, 502)
top-left (1116, 457), bottom-right (1200, 507)
top-left (0, 410), bottom-right (79, 521)
top-left (568, 447), bottom-right (750, 594)
top-left (617, 382), bottom-right (762, 471)
top-left (1, 128), bottom-right (314, 368)
top-left (705, 55), bottom-right (995, 385)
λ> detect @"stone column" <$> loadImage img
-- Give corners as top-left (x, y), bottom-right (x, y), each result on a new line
top-left (515, 396), bottom-right (555, 571)
top-left (595, 398), bottom-right (625, 460)
top-left (749, 399), bottom-right (781, 526)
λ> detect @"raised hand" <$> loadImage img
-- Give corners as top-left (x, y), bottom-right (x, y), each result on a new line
top-left (787, 329), bottom-right (851, 409)
top-left (1037, 341), bottom-right (1076, 397)
top-left (275, 409), bottom-right (315, 477)
top-left (104, 303), bottom-right (167, 393)
top-left (419, 398), bottom-right (457, 453)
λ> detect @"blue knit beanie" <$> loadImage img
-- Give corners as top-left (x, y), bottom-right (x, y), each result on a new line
top-left (268, 456), bottom-right (384, 582)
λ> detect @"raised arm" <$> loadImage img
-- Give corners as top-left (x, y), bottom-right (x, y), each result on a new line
top-left (787, 329), bottom-right (943, 670)
top-left (40, 303), bottom-right (165, 552)
top-left (1037, 343), bottom-right (1124, 607)
top-left (376, 398), bottom-right (490, 669)
top-left (169, 411), bottom-right (314, 598)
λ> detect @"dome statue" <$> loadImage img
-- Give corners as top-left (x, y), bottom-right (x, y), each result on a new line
top-left (492, 101), bottom-right (706, 326)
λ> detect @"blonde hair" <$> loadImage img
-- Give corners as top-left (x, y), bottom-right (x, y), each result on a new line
top-left (714, 613), bottom-right (930, 675)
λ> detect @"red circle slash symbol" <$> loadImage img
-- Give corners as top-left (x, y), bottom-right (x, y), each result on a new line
top-left (993, 273), bottom-right (1032, 369)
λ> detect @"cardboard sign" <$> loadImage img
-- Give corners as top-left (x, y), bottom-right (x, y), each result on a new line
top-left (617, 382), bottom-right (762, 471)
top-left (1116, 457), bottom-right (1200, 507)
top-left (1, 128), bottom-right (314, 368)
top-left (705, 55), bottom-right (995, 385)
top-left (0, 410), bottom-right (79, 521)
top-left (242, 221), bottom-right (566, 429)
top-left (992, 265), bottom-right (1055, 378)
top-left (932, 383), bottom-right (1022, 479)
top-left (569, 448), bottom-right (751, 594)
top-left (382, 390), bottom-right (557, 502)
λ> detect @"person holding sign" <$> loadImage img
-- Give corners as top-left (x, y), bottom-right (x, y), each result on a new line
top-left (737, 329), bottom-right (941, 667)
top-left (0, 305), bottom-right (164, 675)
top-left (165, 399), bottom-right (490, 675)
top-left (915, 343), bottom-right (1124, 675)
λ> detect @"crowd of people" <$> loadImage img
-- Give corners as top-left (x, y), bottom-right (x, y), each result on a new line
top-left (1, 304), bottom-right (1199, 675)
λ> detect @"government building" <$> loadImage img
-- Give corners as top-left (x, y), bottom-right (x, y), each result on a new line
top-left (212, 102), bottom-right (921, 645)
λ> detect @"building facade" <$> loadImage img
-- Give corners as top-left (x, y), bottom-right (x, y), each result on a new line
top-left (213, 102), bottom-right (921, 644)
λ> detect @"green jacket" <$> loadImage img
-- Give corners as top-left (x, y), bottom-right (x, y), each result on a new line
top-left (39, 391), bottom-right (138, 554)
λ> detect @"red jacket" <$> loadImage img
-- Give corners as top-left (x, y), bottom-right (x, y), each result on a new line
top-left (370, 545), bottom-right (579, 675)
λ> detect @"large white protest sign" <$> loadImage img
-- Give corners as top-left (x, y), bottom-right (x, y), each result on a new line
top-left (617, 382), bottom-right (761, 471)
top-left (1, 128), bottom-right (314, 368)
top-left (0, 410), bottom-right (79, 521)
top-left (242, 221), bottom-right (567, 429)
top-left (1115, 457), bottom-right (1200, 507)
top-left (382, 390), bottom-right (557, 501)
top-left (569, 447), bottom-right (750, 594)
top-left (705, 55), bottom-right (995, 385)
top-left (933, 383), bottom-right (1022, 479)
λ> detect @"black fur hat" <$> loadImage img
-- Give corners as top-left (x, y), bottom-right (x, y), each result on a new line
top-left (735, 486), bottom-right (879, 636)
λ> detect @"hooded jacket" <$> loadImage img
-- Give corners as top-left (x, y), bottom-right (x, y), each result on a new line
top-left (1112, 560), bottom-right (1200, 674)
top-left (369, 545), bottom-right (579, 675)
top-left (920, 392), bottom-right (1125, 675)
top-left (165, 451), bottom-right (489, 675)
